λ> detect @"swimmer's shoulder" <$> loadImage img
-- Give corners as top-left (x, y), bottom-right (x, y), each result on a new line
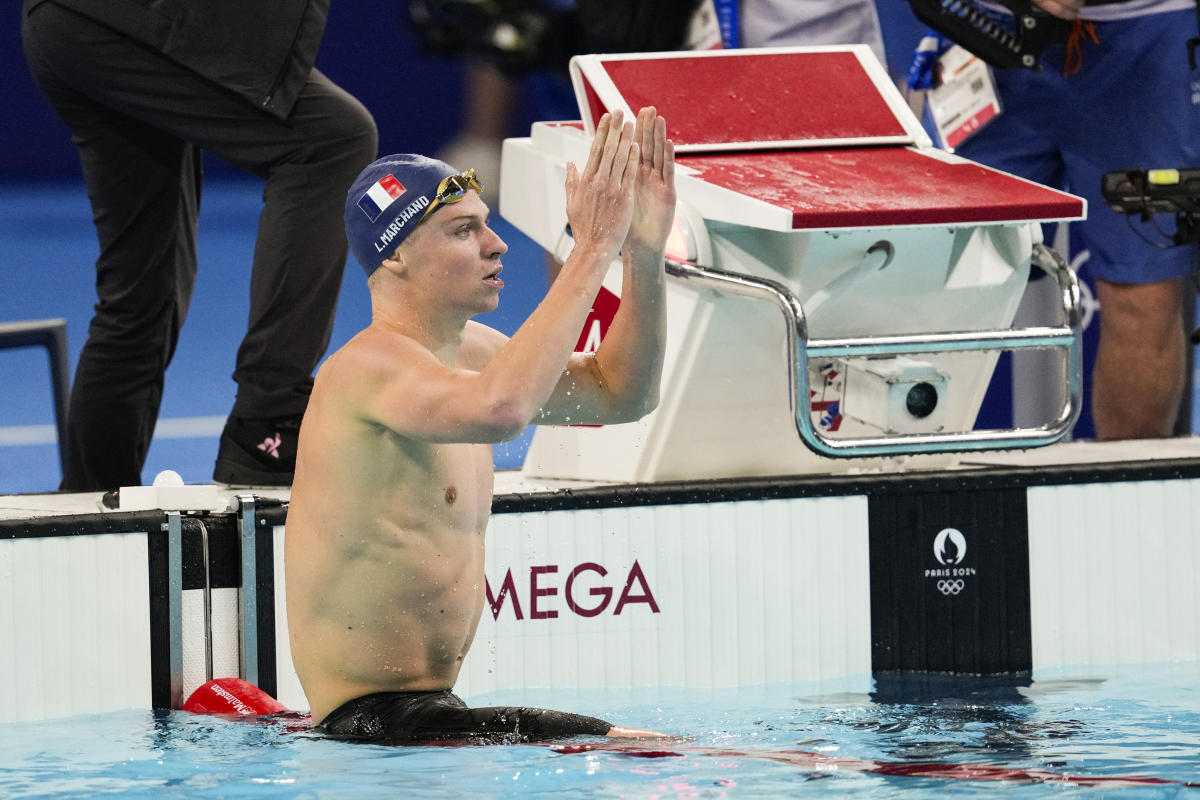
top-left (314, 321), bottom-right (507, 394)
top-left (307, 330), bottom-right (422, 428)
top-left (318, 327), bottom-right (427, 383)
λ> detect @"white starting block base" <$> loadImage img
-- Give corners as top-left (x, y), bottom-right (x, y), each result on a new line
top-left (502, 47), bottom-right (1084, 484)
top-left (518, 210), bottom-right (1038, 482)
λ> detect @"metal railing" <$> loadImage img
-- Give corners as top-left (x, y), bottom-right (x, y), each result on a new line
top-left (664, 242), bottom-right (1081, 457)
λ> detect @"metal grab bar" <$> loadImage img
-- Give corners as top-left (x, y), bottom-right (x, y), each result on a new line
top-left (664, 242), bottom-right (1081, 457)
top-left (187, 517), bottom-right (214, 684)
top-left (237, 495), bottom-right (259, 688)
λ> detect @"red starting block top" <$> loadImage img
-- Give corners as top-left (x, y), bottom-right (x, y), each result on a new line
top-left (567, 47), bottom-right (1084, 229)
top-left (678, 147), bottom-right (1085, 228)
top-left (570, 47), bottom-right (927, 151)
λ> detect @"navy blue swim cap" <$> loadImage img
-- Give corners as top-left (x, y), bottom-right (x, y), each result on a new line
top-left (344, 154), bottom-right (460, 277)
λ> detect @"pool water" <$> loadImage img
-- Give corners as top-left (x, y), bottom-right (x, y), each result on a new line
top-left (3, 665), bottom-right (1199, 799)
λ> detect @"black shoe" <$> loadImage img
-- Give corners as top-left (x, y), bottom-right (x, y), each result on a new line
top-left (213, 415), bottom-right (301, 486)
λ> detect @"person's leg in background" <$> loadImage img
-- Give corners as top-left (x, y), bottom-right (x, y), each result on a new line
top-left (214, 70), bottom-right (378, 484)
top-left (952, 9), bottom-right (1198, 441)
top-left (1092, 277), bottom-right (1187, 439)
top-left (23, 3), bottom-right (378, 489)
top-left (23, 4), bottom-right (200, 491)
top-left (436, 61), bottom-right (514, 209)
top-left (1053, 11), bottom-right (1198, 440)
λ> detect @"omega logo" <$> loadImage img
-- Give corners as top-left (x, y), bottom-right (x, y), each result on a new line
top-left (486, 560), bottom-right (660, 621)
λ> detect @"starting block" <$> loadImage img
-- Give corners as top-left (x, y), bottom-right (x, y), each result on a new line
top-left (500, 46), bottom-right (1085, 482)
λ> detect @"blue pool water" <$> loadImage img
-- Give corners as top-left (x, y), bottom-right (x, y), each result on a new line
top-left (3, 665), bottom-right (1199, 798)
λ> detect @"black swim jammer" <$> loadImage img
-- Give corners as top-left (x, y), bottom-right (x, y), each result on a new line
top-left (317, 689), bottom-right (612, 744)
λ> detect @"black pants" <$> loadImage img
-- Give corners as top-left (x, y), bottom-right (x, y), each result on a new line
top-left (318, 690), bottom-right (614, 745)
top-left (22, 3), bottom-right (378, 490)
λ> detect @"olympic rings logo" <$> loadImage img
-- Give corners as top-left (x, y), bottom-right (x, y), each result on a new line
top-left (937, 579), bottom-right (965, 595)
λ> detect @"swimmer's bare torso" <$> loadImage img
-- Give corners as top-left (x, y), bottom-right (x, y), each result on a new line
top-left (287, 107), bottom-right (674, 734)
top-left (286, 320), bottom-right (503, 726)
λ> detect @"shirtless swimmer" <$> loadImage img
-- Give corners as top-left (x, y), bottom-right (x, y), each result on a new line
top-left (285, 107), bottom-right (675, 743)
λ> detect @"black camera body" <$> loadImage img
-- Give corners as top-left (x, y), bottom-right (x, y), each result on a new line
top-left (1102, 168), bottom-right (1200, 246)
top-left (905, 0), bottom-right (1071, 70)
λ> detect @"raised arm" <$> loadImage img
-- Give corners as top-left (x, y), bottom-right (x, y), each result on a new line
top-left (538, 106), bottom-right (676, 425)
top-left (354, 110), bottom-right (642, 444)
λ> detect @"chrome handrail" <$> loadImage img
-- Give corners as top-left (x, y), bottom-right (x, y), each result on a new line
top-left (663, 242), bottom-right (1081, 457)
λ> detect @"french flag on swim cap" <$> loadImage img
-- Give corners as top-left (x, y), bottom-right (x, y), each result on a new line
top-left (357, 174), bottom-right (405, 222)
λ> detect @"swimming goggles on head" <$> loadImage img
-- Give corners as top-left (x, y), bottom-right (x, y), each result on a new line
top-left (419, 169), bottom-right (484, 224)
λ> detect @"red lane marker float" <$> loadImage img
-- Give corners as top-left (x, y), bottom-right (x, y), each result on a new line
top-left (183, 678), bottom-right (288, 716)
top-left (552, 742), bottom-right (1200, 789)
top-left (183, 679), bottom-right (313, 733)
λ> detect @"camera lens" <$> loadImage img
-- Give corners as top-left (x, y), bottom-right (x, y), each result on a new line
top-left (906, 382), bottom-right (938, 419)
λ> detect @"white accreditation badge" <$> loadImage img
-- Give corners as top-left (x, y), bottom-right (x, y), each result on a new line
top-left (926, 45), bottom-right (1002, 151)
top-left (686, 0), bottom-right (725, 49)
